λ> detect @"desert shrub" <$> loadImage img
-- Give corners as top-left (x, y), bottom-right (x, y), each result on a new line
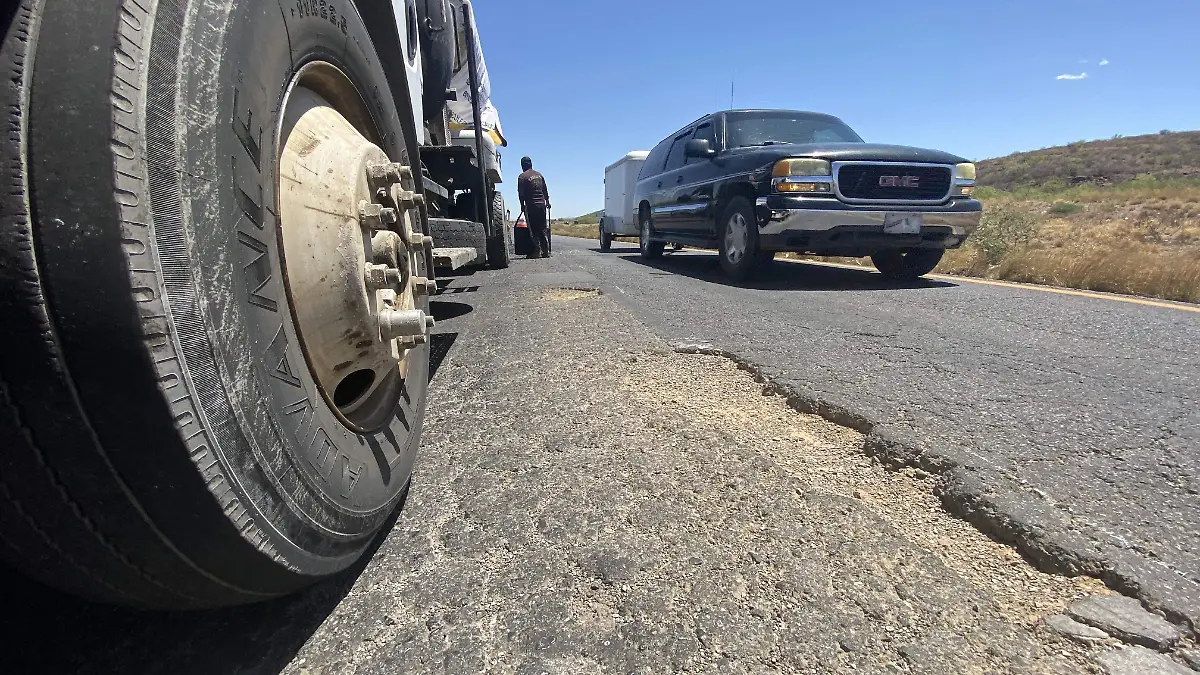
top-left (971, 206), bottom-right (1038, 265)
top-left (1048, 201), bottom-right (1083, 216)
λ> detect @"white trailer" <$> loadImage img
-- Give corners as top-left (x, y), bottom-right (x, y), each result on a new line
top-left (599, 151), bottom-right (650, 250)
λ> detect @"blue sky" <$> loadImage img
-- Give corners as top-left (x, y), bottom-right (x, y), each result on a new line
top-left (472, 0), bottom-right (1200, 218)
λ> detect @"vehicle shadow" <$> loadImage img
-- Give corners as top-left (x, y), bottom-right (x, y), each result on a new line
top-left (0, 499), bottom-right (407, 675)
top-left (429, 330), bottom-right (459, 381)
top-left (619, 251), bottom-right (957, 292)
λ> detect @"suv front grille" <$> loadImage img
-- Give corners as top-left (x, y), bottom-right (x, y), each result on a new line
top-left (836, 164), bottom-right (952, 202)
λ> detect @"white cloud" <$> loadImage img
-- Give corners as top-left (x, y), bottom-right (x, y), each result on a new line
top-left (1099, 59), bottom-right (1110, 66)
top-left (1057, 72), bottom-right (1089, 80)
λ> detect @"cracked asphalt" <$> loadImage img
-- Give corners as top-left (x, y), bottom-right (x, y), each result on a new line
top-left (559, 237), bottom-right (1199, 633)
top-left (3, 236), bottom-right (1195, 673)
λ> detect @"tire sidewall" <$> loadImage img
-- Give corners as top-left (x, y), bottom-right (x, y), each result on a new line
top-left (639, 211), bottom-right (662, 259)
top-left (154, 0), bottom-right (424, 570)
top-left (719, 197), bottom-right (759, 280)
top-left (487, 191), bottom-right (510, 267)
top-left (872, 248), bottom-right (942, 280)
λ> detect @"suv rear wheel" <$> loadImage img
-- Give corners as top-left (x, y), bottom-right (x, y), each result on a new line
top-left (871, 248), bottom-right (945, 280)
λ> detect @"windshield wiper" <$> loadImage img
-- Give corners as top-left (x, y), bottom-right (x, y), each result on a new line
top-left (744, 140), bottom-right (791, 147)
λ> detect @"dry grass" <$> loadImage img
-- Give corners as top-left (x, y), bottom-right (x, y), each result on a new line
top-left (940, 181), bottom-right (1200, 303)
top-left (995, 248), bottom-right (1200, 300)
top-left (550, 221), bottom-right (603, 239)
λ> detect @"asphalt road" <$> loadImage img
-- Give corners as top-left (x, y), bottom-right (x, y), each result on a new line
top-left (559, 236), bottom-right (1200, 633)
top-left (3, 237), bottom-right (1195, 673)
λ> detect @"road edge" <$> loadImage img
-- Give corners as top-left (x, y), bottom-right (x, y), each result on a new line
top-left (670, 341), bottom-right (1200, 640)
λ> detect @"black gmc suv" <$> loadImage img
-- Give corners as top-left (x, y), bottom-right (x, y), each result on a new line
top-left (632, 110), bottom-right (982, 280)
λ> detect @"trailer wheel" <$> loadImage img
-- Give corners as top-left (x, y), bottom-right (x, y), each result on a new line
top-left (600, 229), bottom-right (613, 251)
top-left (0, 0), bottom-right (430, 608)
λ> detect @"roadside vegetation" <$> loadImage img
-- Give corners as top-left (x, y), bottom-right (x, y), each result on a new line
top-left (558, 132), bottom-right (1200, 303)
top-left (948, 131), bottom-right (1200, 303)
top-left (552, 219), bottom-right (606, 239)
top-left (937, 177), bottom-right (1200, 303)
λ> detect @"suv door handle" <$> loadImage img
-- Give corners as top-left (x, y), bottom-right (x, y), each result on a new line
top-left (657, 181), bottom-right (662, 189)
top-left (676, 176), bottom-right (684, 184)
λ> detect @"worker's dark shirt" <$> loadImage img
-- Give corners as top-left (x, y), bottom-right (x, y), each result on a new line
top-left (518, 169), bottom-right (550, 210)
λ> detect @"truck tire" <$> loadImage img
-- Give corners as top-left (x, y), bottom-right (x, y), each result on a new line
top-left (600, 229), bottom-right (613, 251)
top-left (718, 196), bottom-right (768, 281)
top-left (639, 210), bottom-right (666, 259)
top-left (487, 192), bottom-right (511, 269)
top-left (0, 0), bottom-right (428, 608)
top-left (871, 248), bottom-right (945, 280)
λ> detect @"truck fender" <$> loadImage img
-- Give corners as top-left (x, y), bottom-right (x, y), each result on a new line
top-left (416, 0), bottom-right (455, 123)
top-left (355, 0), bottom-right (425, 152)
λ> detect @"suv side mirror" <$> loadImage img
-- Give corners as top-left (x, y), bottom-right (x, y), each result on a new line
top-left (684, 138), bottom-right (717, 159)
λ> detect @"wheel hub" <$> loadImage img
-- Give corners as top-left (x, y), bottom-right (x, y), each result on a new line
top-left (277, 72), bottom-right (433, 430)
top-left (726, 213), bottom-right (748, 263)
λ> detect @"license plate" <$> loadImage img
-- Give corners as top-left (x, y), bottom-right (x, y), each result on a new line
top-left (883, 213), bottom-right (923, 234)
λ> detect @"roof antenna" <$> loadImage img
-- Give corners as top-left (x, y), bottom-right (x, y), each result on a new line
top-left (730, 77), bottom-right (734, 111)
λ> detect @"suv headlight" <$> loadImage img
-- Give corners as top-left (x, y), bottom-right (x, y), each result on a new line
top-left (954, 162), bottom-right (976, 196)
top-left (773, 158), bottom-right (832, 177)
top-left (772, 158), bottom-right (833, 194)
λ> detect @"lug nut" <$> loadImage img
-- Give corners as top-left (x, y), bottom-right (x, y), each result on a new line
top-left (360, 202), bottom-right (398, 229)
top-left (407, 232), bottom-right (434, 248)
top-left (366, 162), bottom-right (412, 186)
top-left (365, 264), bottom-right (402, 291)
top-left (360, 201), bottom-right (382, 223)
top-left (378, 309), bottom-right (435, 341)
top-left (396, 190), bottom-right (426, 210)
top-left (411, 276), bottom-right (439, 297)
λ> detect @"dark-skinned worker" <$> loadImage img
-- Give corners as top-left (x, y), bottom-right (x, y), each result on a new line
top-left (517, 156), bottom-right (552, 258)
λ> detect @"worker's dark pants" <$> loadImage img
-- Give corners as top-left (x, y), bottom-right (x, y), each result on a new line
top-left (528, 207), bottom-right (550, 257)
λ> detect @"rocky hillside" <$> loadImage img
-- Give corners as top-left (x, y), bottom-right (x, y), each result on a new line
top-left (977, 131), bottom-right (1200, 191)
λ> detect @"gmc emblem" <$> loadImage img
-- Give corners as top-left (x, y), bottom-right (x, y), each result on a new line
top-left (879, 175), bottom-right (920, 188)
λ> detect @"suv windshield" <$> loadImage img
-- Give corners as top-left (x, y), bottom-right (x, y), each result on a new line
top-left (725, 111), bottom-right (863, 148)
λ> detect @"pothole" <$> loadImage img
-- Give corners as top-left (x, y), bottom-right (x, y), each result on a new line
top-left (542, 287), bottom-right (601, 302)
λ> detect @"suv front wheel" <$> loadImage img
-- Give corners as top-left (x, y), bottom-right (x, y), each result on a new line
top-left (639, 211), bottom-right (666, 259)
top-left (719, 197), bottom-right (768, 281)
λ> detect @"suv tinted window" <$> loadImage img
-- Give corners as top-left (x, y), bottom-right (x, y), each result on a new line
top-left (639, 138), bottom-right (672, 179)
top-left (688, 122), bottom-right (715, 163)
top-left (663, 132), bottom-right (691, 172)
top-left (725, 111), bottom-right (862, 148)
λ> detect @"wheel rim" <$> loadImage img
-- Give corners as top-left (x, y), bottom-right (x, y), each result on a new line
top-left (276, 62), bottom-right (433, 433)
top-left (725, 213), bottom-right (748, 264)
